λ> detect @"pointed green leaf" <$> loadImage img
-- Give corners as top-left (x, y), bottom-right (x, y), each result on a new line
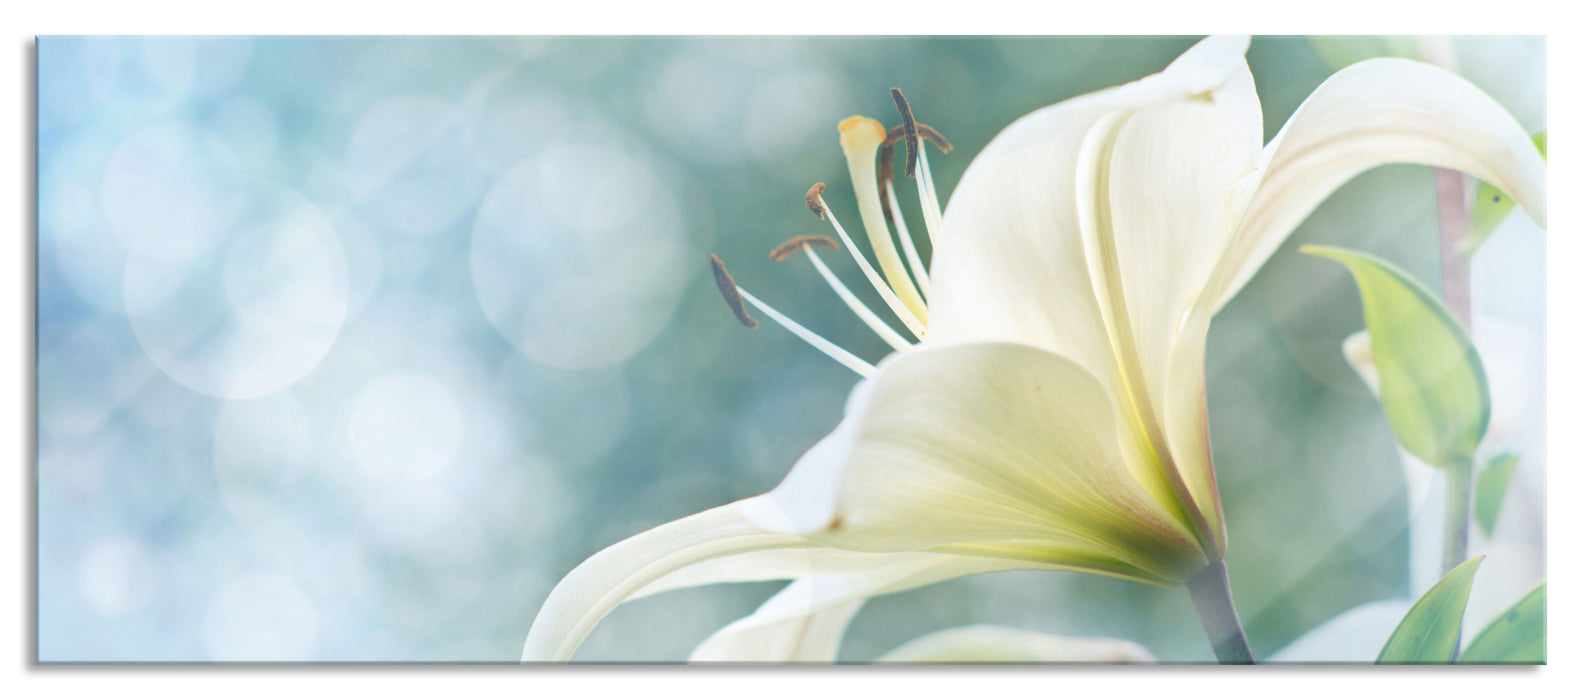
top-left (1302, 246), bottom-right (1491, 467)
top-left (1377, 556), bottom-right (1484, 664)
top-left (1468, 131), bottom-right (1546, 251)
top-left (1461, 583), bottom-right (1546, 664)
top-left (1474, 452), bottom-right (1520, 537)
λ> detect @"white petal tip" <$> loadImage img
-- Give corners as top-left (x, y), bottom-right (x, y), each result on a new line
top-left (1164, 35), bottom-right (1252, 95)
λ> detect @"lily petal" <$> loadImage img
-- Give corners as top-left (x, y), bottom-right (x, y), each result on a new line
top-left (1074, 55), bottom-right (1263, 553)
top-left (742, 342), bottom-right (1209, 585)
top-left (521, 503), bottom-right (814, 661)
top-left (930, 36), bottom-right (1254, 549)
top-left (931, 35), bottom-right (1251, 365)
top-left (878, 625), bottom-right (1155, 663)
top-left (690, 553), bottom-right (1026, 662)
top-left (1214, 57), bottom-right (1548, 311)
top-left (689, 595), bottom-right (863, 663)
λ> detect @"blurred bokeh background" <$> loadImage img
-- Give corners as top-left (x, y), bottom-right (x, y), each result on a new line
top-left (36, 36), bottom-right (1545, 662)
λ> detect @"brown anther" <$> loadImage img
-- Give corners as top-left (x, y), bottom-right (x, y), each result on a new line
top-left (890, 88), bottom-right (921, 178)
top-left (876, 143), bottom-right (898, 226)
top-left (884, 124), bottom-right (906, 148)
top-left (709, 254), bottom-right (758, 329)
top-left (916, 123), bottom-right (952, 153)
top-left (885, 123), bottom-right (951, 153)
top-left (769, 235), bottom-right (839, 263)
top-left (805, 182), bottom-right (828, 220)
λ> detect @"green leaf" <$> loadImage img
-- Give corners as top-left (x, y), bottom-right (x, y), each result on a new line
top-left (1302, 245), bottom-right (1491, 467)
top-left (1461, 583), bottom-right (1546, 664)
top-left (1474, 452), bottom-right (1520, 537)
top-left (1377, 556), bottom-right (1484, 664)
top-left (1467, 131), bottom-right (1547, 251)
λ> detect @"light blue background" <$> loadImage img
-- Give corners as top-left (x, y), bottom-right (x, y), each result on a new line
top-left (36, 36), bottom-right (1546, 662)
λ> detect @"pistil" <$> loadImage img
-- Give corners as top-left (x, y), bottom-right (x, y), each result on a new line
top-left (838, 117), bottom-right (930, 322)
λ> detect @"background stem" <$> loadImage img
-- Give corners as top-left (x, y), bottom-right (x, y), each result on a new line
top-left (1442, 456), bottom-right (1473, 576)
top-left (1186, 560), bottom-right (1255, 664)
top-left (1433, 165), bottom-right (1476, 579)
top-left (1434, 168), bottom-right (1473, 328)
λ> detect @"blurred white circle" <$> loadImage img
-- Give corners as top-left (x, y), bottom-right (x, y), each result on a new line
top-left (742, 69), bottom-right (852, 178)
top-left (202, 574), bottom-right (318, 661)
top-left (470, 93), bottom-right (571, 174)
top-left (121, 173), bottom-right (348, 399)
top-left (470, 144), bottom-right (691, 368)
top-left (78, 536), bottom-right (157, 617)
top-left (102, 121), bottom-right (239, 266)
top-left (644, 52), bottom-right (749, 166)
top-left (348, 372), bottom-right (462, 484)
top-left (344, 95), bottom-right (485, 236)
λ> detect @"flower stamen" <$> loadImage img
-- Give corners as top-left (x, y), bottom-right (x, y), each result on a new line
top-left (812, 190), bottom-right (926, 339)
top-left (884, 178), bottom-right (931, 298)
top-left (890, 88), bottom-right (922, 178)
top-left (709, 253), bottom-right (757, 329)
top-left (771, 235), bottom-right (912, 351)
top-left (708, 254), bottom-right (877, 377)
top-left (889, 88), bottom-right (947, 246)
top-left (769, 235), bottom-right (839, 262)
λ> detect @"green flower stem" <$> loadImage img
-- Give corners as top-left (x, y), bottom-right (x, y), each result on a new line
top-left (1442, 455), bottom-right (1474, 576)
top-left (1185, 560), bottom-right (1255, 664)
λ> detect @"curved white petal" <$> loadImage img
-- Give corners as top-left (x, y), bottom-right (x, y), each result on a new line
top-left (877, 625), bottom-right (1154, 663)
top-left (690, 553), bottom-right (1031, 662)
top-left (743, 342), bottom-right (1209, 585)
top-left (521, 502), bottom-right (815, 661)
top-left (930, 36), bottom-right (1256, 549)
top-left (1072, 59), bottom-right (1263, 551)
top-left (1215, 57), bottom-right (1548, 311)
top-left (1267, 599), bottom-right (1412, 663)
top-left (689, 595), bottom-right (864, 663)
top-left (931, 35), bottom-right (1251, 367)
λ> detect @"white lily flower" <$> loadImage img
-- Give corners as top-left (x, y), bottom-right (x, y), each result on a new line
top-left (523, 35), bottom-right (1546, 662)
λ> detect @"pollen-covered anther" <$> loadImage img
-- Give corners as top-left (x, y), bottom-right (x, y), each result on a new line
top-left (883, 122), bottom-right (953, 183)
top-left (805, 182), bottom-right (828, 220)
top-left (916, 124), bottom-right (952, 153)
top-left (769, 235), bottom-right (839, 263)
top-left (709, 254), bottom-right (758, 329)
top-left (884, 124), bottom-right (951, 154)
top-left (890, 88), bottom-right (921, 177)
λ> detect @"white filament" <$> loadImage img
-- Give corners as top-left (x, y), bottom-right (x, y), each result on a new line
top-left (736, 287), bottom-right (877, 378)
top-left (915, 147), bottom-right (945, 246)
top-left (804, 249), bottom-right (914, 350)
top-left (885, 179), bottom-right (931, 299)
top-left (818, 196), bottom-right (927, 339)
